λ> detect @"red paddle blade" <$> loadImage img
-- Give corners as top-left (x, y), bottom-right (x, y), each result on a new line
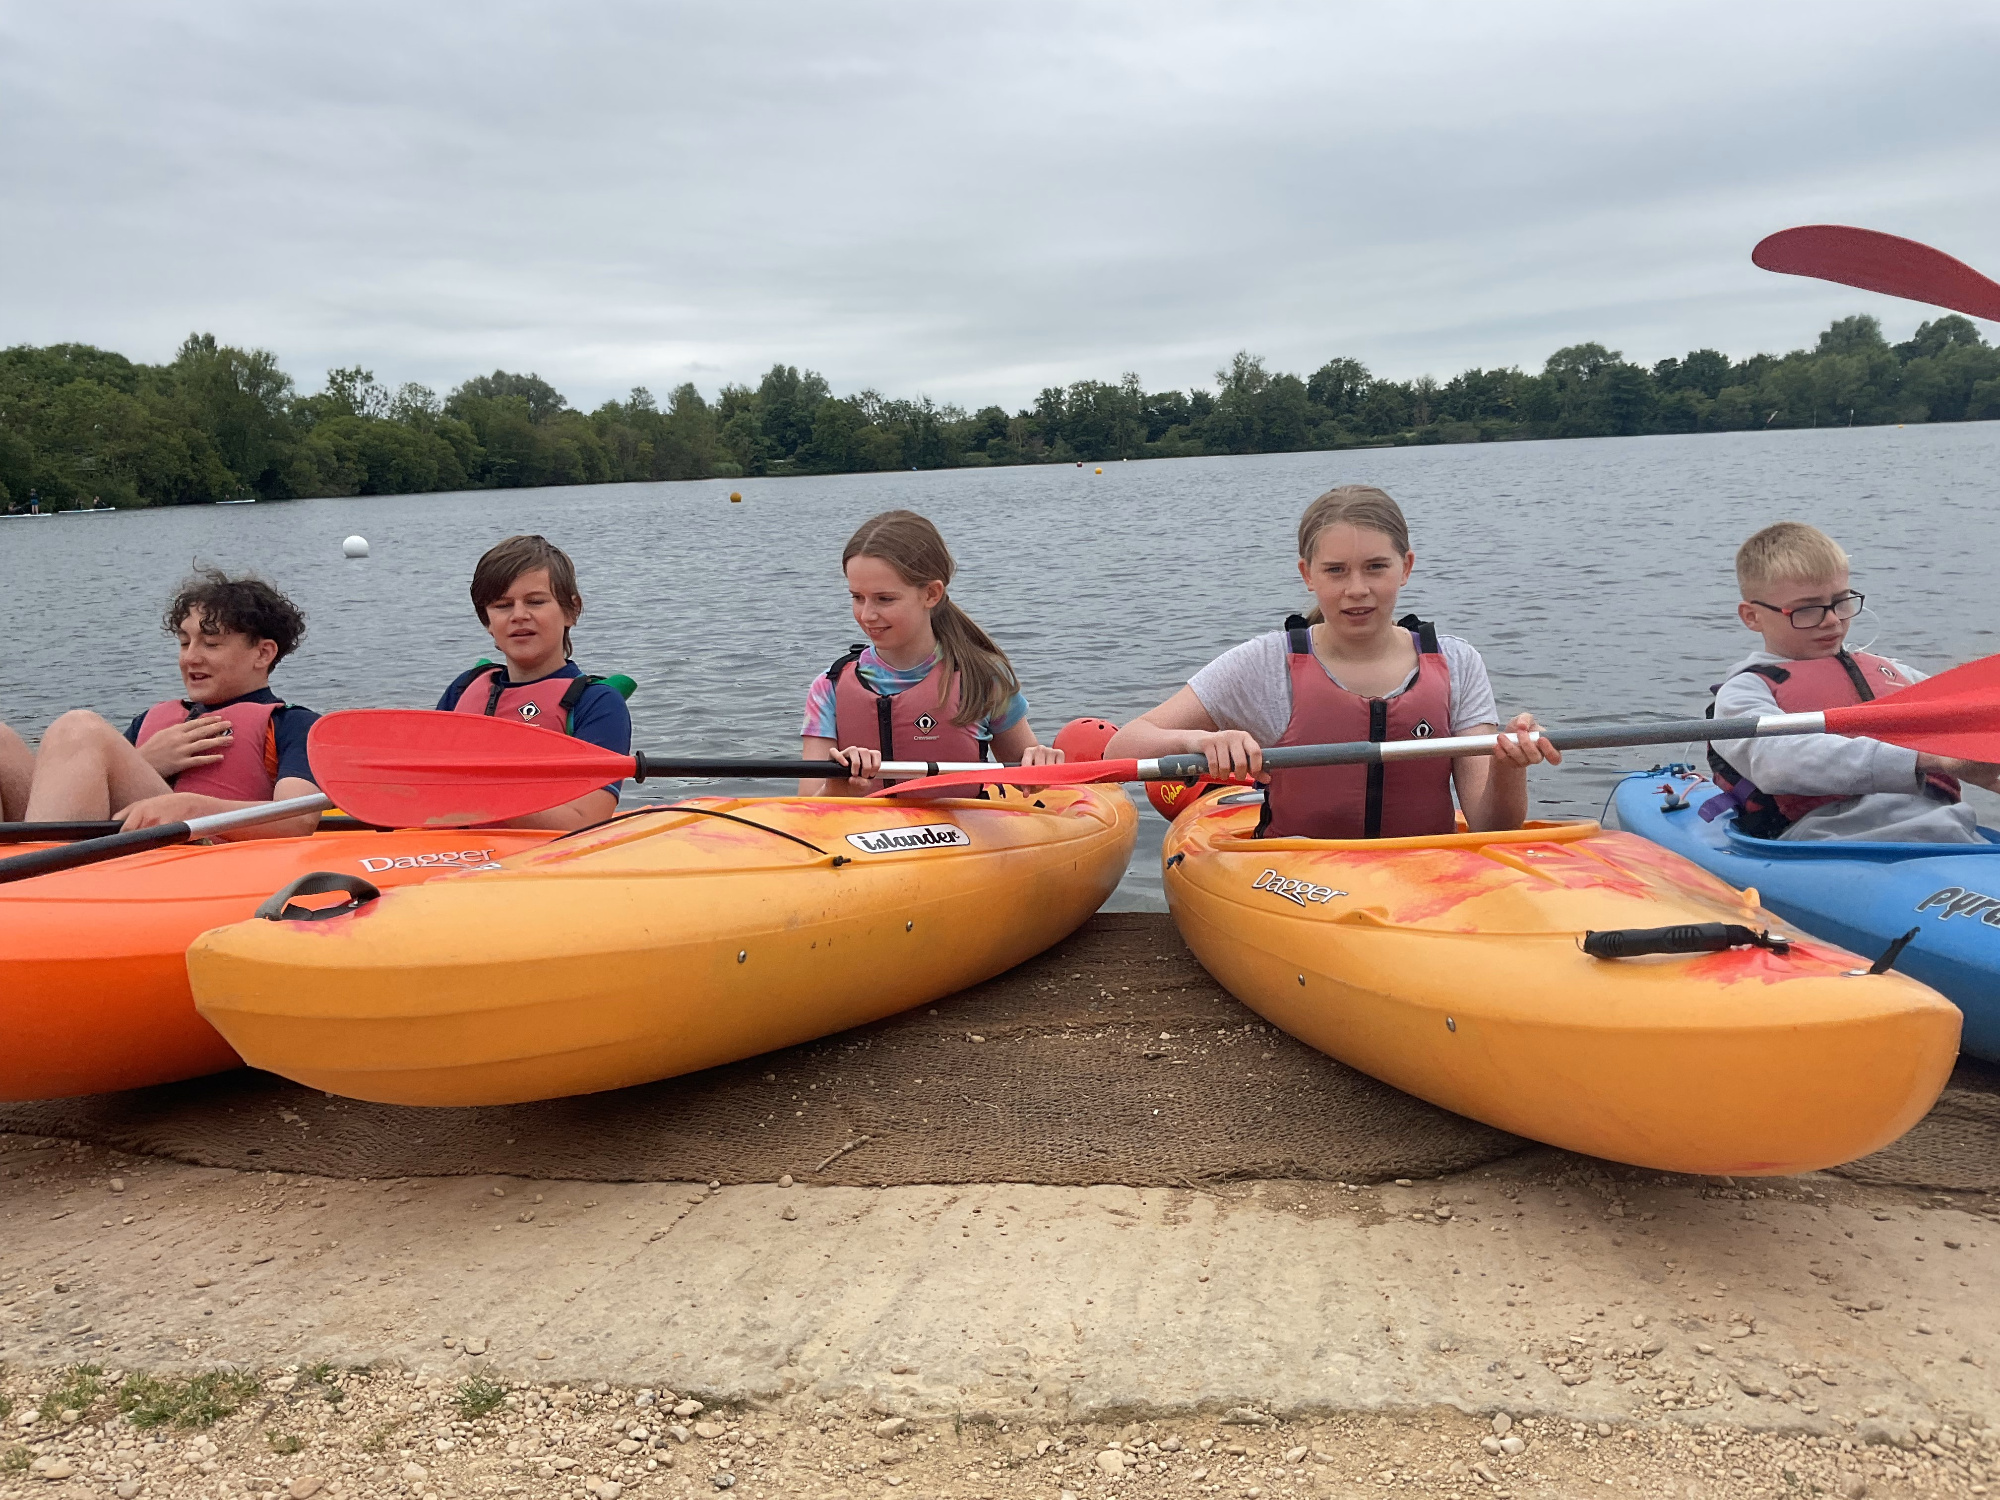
top-left (1753, 226), bottom-right (2000, 322)
top-left (866, 758), bottom-right (1142, 798)
top-left (309, 710), bottom-right (636, 827)
top-left (1822, 653), bottom-right (2000, 761)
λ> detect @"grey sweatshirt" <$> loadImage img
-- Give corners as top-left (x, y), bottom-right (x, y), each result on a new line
top-left (1710, 649), bottom-right (1983, 844)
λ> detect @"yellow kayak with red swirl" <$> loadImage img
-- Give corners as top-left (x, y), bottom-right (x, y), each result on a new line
top-left (188, 785), bottom-right (1136, 1106)
top-left (1162, 790), bottom-right (1958, 1175)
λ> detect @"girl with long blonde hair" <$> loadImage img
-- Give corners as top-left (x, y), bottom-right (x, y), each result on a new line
top-left (802, 510), bottom-right (1062, 794)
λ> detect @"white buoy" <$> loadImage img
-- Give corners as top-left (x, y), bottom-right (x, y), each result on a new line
top-left (342, 535), bottom-right (369, 559)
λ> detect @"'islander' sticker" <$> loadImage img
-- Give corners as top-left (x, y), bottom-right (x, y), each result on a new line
top-left (1252, 867), bottom-right (1346, 907)
top-left (1915, 886), bottom-right (2000, 925)
top-left (845, 824), bottom-right (972, 854)
top-left (359, 848), bottom-right (499, 874)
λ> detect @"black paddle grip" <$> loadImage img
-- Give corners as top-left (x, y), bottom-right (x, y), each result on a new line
top-left (1582, 923), bottom-right (1791, 960)
top-left (0, 821), bottom-right (191, 886)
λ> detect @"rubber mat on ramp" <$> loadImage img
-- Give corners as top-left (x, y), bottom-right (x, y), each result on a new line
top-left (4, 915), bottom-right (1993, 1189)
top-left (0, 915), bottom-right (1522, 1185)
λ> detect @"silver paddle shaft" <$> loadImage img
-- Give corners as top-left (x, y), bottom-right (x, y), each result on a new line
top-left (1136, 712), bottom-right (1826, 780)
top-left (181, 792), bottom-right (334, 833)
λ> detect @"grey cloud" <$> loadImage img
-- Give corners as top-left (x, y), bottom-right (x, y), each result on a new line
top-left (3, 1), bottom-right (1997, 409)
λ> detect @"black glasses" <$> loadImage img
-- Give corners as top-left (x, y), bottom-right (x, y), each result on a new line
top-left (1750, 591), bottom-right (1865, 629)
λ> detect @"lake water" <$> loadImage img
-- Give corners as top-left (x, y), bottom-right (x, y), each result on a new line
top-left (5, 422), bottom-right (1998, 908)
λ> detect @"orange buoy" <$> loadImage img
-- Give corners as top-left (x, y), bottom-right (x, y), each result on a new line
top-left (729, 491), bottom-right (743, 502)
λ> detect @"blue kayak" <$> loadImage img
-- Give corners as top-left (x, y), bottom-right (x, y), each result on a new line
top-left (1612, 766), bottom-right (1999, 1061)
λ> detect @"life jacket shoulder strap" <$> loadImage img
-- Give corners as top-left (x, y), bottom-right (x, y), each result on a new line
top-left (1396, 614), bottom-right (1442, 654)
top-left (826, 644), bottom-right (869, 689)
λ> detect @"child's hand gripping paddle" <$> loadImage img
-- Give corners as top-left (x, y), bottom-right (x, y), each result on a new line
top-left (872, 652), bottom-right (2000, 796)
top-left (305, 710), bottom-right (1015, 828)
top-left (1752, 226), bottom-right (2000, 322)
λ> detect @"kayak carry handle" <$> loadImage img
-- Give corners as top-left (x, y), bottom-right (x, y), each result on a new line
top-left (1582, 923), bottom-right (1791, 960)
top-left (255, 871), bottom-right (382, 922)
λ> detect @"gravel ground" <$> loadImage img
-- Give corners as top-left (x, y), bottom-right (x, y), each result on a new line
top-left (6, 1129), bottom-right (2000, 1500)
top-left (3, 1361), bottom-right (1997, 1500)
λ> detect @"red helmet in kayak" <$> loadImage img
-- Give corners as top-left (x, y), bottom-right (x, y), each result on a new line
top-left (1052, 717), bottom-right (1118, 761)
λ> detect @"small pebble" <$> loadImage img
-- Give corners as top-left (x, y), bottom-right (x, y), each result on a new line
top-left (1491, 1413), bottom-right (1512, 1436)
top-left (399, 1464), bottom-right (427, 1484)
top-left (778, 1175), bottom-right (794, 1188)
top-left (875, 1417), bottom-right (910, 1438)
top-left (288, 1478), bottom-right (323, 1499)
top-left (110, 1178), bottom-right (126, 1192)
top-left (535, 1347), bottom-right (555, 1360)
top-left (40, 1461), bottom-right (77, 1481)
top-left (1499, 1435), bottom-right (1526, 1456)
top-left (465, 1337), bottom-right (487, 1355)
top-left (674, 1400), bottom-right (703, 1417)
top-left (694, 1422), bottom-right (727, 1440)
top-left (781, 1206), bottom-right (798, 1221)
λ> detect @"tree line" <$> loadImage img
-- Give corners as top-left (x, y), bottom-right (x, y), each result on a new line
top-left (3, 314), bottom-right (1997, 509)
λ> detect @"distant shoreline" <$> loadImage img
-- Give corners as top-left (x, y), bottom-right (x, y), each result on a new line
top-left (5, 310), bottom-right (1995, 510)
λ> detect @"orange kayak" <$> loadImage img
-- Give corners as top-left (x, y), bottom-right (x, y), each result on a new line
top-left (0, 827), bottom-right (553, 1101)
top-left (1164, 790), bottom-right (1960, 1175)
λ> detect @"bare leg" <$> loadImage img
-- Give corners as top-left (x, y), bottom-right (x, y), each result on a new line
top-left (0, 723), bottom-right (32, 821)
top-left (24, 711), bottom-right (173, 821)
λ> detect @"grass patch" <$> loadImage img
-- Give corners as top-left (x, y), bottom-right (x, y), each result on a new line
top-left (118, 1370), bottom-right (260, 1430)
top-left (2, 1445), bottom-right (30, 1474)
top-left (268, 1430), bottom-right (305, 1455)
top-left (38, 1364), bottom-right (105, 1422)
top-left (302, 1362), bottom-right (335, 1385)
top-left (361, 1419), bottom-right (404, 1453)
top-left (0, 1393), bottom-right (11, 1422)
top-left (454, 1372), bottom-right (508, 1421)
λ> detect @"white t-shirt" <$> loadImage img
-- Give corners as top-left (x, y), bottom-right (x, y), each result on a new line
top-left (1187, 628), bottom-right (1499, 745)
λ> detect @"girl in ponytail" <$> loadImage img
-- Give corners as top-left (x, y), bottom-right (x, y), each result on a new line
top-left (801, 510), bottom-right (1063, 793)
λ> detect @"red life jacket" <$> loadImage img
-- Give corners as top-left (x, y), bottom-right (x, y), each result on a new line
top-left (1704, 650), bottom-right (1961, 838)
top-left (134, 698), bottom-right (283, 800)
top-left (450, 666), bottom-right (600, 734)
top-left (826, 646), bottom-right (989, 764)
top-left (1259, 616), bottom-right (1456, 840)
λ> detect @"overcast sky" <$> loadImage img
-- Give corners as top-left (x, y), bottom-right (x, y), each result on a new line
top-left (4, 2), bottom-right (1997, 411)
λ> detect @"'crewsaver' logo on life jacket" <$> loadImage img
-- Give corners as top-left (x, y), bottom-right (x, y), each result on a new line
top-left (1411, 720), bottom-right (1434, 737)
top-left (915, 713), bottom-right (938, 734)
top-left (845, 823), bottom-right (972, 854)
top-left (1252, 867), bottom-right (1346, 907)
top-left (518, 702), bottom-right (540, 721)
top-left (1915, 886), bottom-right (2000, 925)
